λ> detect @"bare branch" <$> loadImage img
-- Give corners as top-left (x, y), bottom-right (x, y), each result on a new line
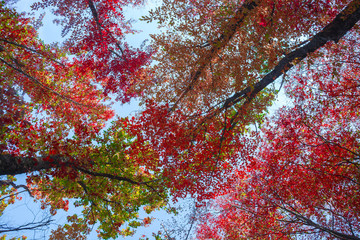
top-left (0, 217), bottom-right (52, 234)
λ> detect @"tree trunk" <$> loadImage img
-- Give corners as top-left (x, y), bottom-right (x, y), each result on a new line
top-left (0, 154), bottom-right (66, 175)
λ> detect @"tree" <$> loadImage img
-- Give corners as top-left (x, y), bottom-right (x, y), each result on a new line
top-left (0, 0), bottom-right (168, 239)
top-left (133, 0), bottom-right (360, 238)
top-left (195, 5), bottom-right (360, 240)
top-left (2, 0), bottom-right (360, 239)
top-left (128, 0), bottom-right (360, 202)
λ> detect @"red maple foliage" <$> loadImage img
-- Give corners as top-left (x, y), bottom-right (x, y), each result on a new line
top-left (196, 34), bottom-right (360, 240)
top-left (32, 0), bottom-right (153, 102)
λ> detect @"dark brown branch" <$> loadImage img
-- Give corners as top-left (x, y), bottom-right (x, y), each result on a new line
top-left (0, 190), bottom-right (28, 201)
top-left (0, 218), bottom-right (52, 234)
top-left (0, 179), bottom-right (33, 197)
top-left (87, 0), bottom-right (126, 60)
top-left (87, 0), bottom-right (102, 31)
top-left (279, 205), bottom-right (360, 240)
top-left (0, 154), bottom-right (163, 197)
top-left (221, 0), bottom-right (360, 111)
top-left (0, 154), bottom-right (67, 176)
top-left (77, 180), bottom-right (89, 194)
top-left (73, 166), bottom-right (164, 197)
top-left (74, 166), bottom-right (153, 186)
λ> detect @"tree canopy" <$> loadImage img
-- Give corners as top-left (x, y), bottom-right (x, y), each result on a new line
top-left (1, 0), bottom-right (360, 239)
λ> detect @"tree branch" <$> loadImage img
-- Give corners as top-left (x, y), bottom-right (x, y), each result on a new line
top-left (0, 217), bottom-right (52, 234)
top-left (278, 205), bottom-right (360, 240)
top-left (221, 0), bottom-right (360, 111)
top-left (74, 166), bottom-right (161, 188)
top-left (0, 179), bottom-right (33, 197)
top-left (87, 0), bottom-right (126, 60)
